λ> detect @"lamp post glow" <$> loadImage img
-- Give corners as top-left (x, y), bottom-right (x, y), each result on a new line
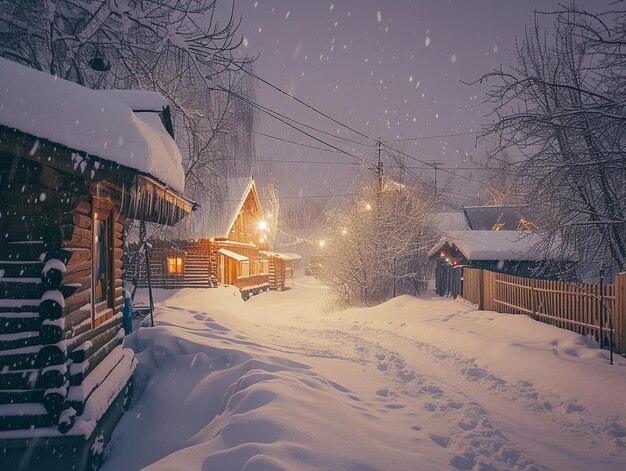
top-left (319, 240), bottom-right (326, 248)
top-left (257, 220), bottom-right (268, 231)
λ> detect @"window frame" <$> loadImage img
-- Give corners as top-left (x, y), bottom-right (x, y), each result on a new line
top-left (91, 196), bottom-right (114, 328)
top-left (167, 256), bottom-right (184, 274)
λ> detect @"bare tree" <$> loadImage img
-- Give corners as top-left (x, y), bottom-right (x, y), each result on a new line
top-left (318, 178), bottom-right (437, 309)
top-left (474, 4), bottom-right (626, 278)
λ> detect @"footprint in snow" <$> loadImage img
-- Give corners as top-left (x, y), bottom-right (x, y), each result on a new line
top-left (384, 403), bottom-right (405, 410)
top-left (422, 384), bottom-right (444, 395)
top-left (430, 434), bottom-right (451, 448)
top-left (449, 454), bottom-right (476, 471)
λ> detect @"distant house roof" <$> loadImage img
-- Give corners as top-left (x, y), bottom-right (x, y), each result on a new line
top-left (0, 57), bottom-right (184, 192)
top-left (463, 206), bottom-right (531, 231)
top-left (433, 212), bottom-right (469, 233)
top-left (198, 177), bottom-right (261, 239)
top-left (260, 251), bottom-right (301, 261)
top-left (428, 230), bottom-right (553, 261)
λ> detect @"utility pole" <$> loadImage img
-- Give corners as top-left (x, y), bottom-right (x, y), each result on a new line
top-left (375, 137), bottom-right (384, 191)
top-left (429, 160), bottom-right (444, 199)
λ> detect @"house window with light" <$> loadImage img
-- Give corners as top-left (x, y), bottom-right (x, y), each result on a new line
top-left (240, 260), bottom-right (250, 278)
top-left (167, 257), bottom-right (184, 274)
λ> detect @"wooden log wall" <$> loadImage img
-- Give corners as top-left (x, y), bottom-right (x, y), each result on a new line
top-left (268, 257), bottom-right (285, 291)
top-left (131, 240), bottom-right (271, 292)
top-left (462, 268), bottom-right (626, 354)
top-left (0, 155), bottom-right (128, 435)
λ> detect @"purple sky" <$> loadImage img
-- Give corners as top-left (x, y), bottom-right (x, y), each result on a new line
top-left (232, 0), bottom-right (601, 207)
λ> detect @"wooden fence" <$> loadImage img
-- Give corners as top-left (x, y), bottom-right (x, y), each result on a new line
top-left (462, 268), bottom-right (626, 354)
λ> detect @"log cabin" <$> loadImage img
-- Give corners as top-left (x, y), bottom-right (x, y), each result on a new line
top-left (0, 58), bottom-right (193, 469)
top-left (130, 177), bottom-right (269, 298)
top-left (129, 177), bottom-right (299, 298)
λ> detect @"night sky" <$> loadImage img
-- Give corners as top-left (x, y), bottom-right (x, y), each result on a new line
top-left (233, 0), bottom-right (601, 207)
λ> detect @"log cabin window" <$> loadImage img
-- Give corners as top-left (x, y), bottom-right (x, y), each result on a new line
top-left (93, 217), bottom-right (111, 305)
top-left (92, 196), bottom-right (114, 327)
top-left (240, 260), bottom-right (250, 278)
top-left (167, 257), bottom-right (184, 274)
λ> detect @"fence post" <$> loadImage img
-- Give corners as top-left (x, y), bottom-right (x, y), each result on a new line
top-left (478, 269), bottom-right (485, 310)
top-left (614, 272), bottom-right (626, 354)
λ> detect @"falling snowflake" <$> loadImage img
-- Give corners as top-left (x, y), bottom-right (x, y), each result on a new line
top-left (451, 54), bottom-right (457, 63)
top-left (377, 11), bottom-right (382, 23)
top-left (425, 36), bottom-right (430, 47)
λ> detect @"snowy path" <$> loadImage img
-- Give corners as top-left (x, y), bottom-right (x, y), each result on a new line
top-left (103, 278), bottom-right (626, 471)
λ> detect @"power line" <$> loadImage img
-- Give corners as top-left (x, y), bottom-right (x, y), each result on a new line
top-left (237, 64), bottom-right (377, 144)
top-left (383, 131), bottom-right (479, 142)
top-left (383, 143), bottom-right (491, 186)
top-left (251, 129), bottom-right (347, 153)
top-left (215, 83), bottom-right (368, 164)
top-left (256, 158), bottom-right (364, 165)
top-left (216, 192), bottom-right (361, 202)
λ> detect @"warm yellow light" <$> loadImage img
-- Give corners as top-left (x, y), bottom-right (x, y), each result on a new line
top-left (260, 237), bottom-right (266, 243)
top-left (257, 220), bottom-right (268, 230)
top-left (267, 213), bottom-right (272, 219)
top-left (365, 203), bottom-right (372, 211)
top-left (319, 240), bottom-right (326, 248)
top-left (341, 229), bottom-right (347, 235)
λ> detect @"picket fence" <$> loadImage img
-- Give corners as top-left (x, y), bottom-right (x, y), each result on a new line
top-left (462, 268), bottom-right (626, 354)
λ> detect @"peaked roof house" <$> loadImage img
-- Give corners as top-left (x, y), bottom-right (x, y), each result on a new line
top-left (430, 205), bottom-right (571, 297)
top-left (0, 58), bottom-right (193, 469)
top-left (132, 176), bottom-right (299, 296)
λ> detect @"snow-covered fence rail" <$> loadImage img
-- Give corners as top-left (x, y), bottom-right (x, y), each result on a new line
top-left (462, 269), bottom-right (626, 354)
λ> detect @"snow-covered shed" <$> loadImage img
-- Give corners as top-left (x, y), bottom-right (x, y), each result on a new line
top-left (0, 58), bottom-right (193, 469)
top-left (429, 230), bottom-right (574, 296)
top-left (260, 251), bottom-right (301, 291)
top-left (131, 177), bottom-right (278, 299)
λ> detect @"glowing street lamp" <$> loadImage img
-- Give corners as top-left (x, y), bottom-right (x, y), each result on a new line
top-left (257, 220), bottom-right (268, 231)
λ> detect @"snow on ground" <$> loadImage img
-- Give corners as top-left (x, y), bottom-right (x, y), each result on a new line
top-left (103, 278), bottom-right (626, 471)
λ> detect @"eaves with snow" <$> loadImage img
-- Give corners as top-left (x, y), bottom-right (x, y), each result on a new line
top-left (0, 57), bottom-right (185, 193)
top-left (428, 230), bottom-right (556, 261)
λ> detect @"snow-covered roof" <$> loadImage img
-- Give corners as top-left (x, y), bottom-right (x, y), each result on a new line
top-left (218, 248), bottom-right (249, 262)
top-left (260, 251), bottom-right (301, 261)
top-left (199, 177), bottom-right (260, 239)
top-left (0, 58), bottom-right (184, 192)
top-left (99, 90), bottom-right (168, 111)
top-left (432, 212), bottom-right (469, 233)
top-left (428, 230), bottom-right (551, 261)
